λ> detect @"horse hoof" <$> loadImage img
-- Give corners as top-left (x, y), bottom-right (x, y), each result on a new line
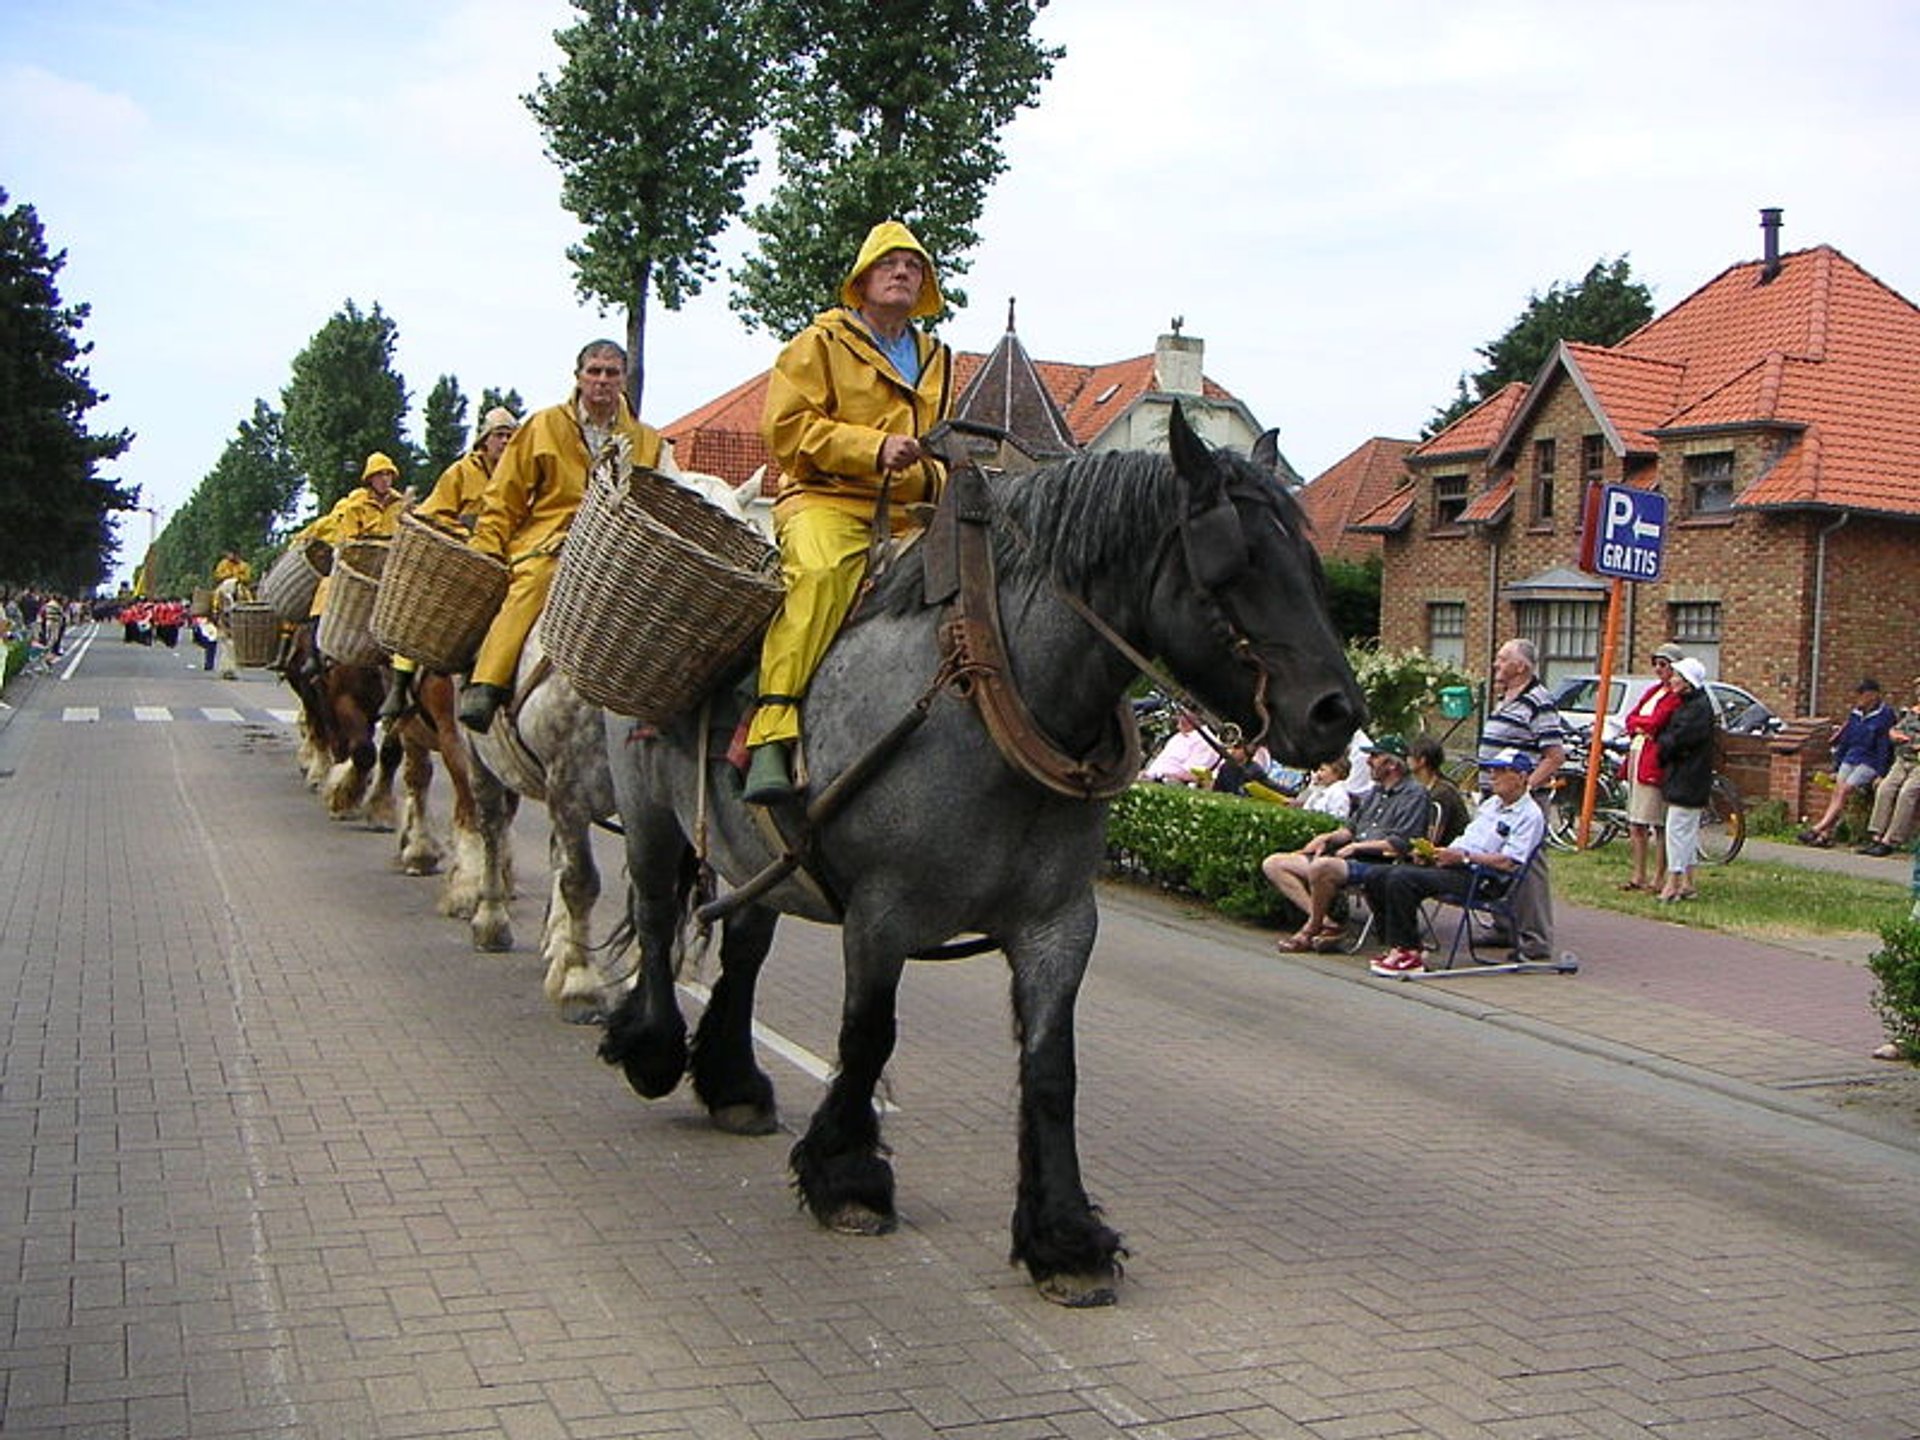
top-left (555, 994), bottom-right (605, 1027)
top-left (823, 1204), bottom-right (896, 1237)
top-left (709, 1102), bottom-right (778, 1136)
top-left (1035, 1271), bottom-right (1119, 1308)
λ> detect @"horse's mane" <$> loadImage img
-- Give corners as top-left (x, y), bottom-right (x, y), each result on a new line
top-left (869, 444), bottom-right (1310, 617)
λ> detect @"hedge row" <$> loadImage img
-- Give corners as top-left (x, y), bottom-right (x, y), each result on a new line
top-left (1105, 783), bottom-right (1340, 923)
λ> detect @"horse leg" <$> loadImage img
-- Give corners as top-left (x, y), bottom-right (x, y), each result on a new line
top-left (433, 691), bottom-right (483, 919)
top-left (598, 803), bottom-right (693, 1099)
top-left (790, 934), bottom-right (905, 1236)
top-left (688, 903), bottom-right (780, 1135)
top-left (1005, 896), bottom-right (1125, 1308)
top-left (538, 794), bottom-right (602, 1024)
top-left (468, 761), bottom-right (517, 953)
top-left (362, 721), bottom-right (403, 832)
top-left (323, 692), bottom-right (373, 819)
top-left (395, 726), bottom-right (444, 875)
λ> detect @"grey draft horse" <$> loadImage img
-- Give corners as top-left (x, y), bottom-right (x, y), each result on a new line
top-left (598, 408), bottom-right (1363, 1306)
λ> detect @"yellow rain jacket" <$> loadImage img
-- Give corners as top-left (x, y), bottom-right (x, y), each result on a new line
top-left (213, 555), bottom-right (253, 586)
top-left (294, 482), bottom-right (406, 617)
top-left (415, 447), bottom-right (497, 532)
top-left (466, 395), bottom-right (664, 689)
top-left (763, 306), bottom-right (953, 518)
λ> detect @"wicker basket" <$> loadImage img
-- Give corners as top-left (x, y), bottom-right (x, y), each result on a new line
top-left (369, 514), bottom-right (509, 673)
top-left (544, 458), bottom-right (782, 723)
top-left (224, 602), bottom-right (280, 668)
top-left (190, 586), bottom-right (214, 617)
top-left (260, 539), bottom-right (332, 622)
top-left (317, 540), bottom-right (391, 667)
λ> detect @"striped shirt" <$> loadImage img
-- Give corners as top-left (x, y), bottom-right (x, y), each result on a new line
top-left (1477, 681), bottom-right (1567, 769)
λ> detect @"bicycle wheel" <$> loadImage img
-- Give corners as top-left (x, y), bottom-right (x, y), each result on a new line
top-left (1697, 773), bottom-right (1746, 864)
top-left (1547, 768), bottom-right (1622, 850)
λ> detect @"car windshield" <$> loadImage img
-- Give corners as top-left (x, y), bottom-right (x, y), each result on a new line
top-left (1553, 678), bottom-right (1623, 714)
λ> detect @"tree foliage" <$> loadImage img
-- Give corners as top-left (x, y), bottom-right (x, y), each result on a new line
top-left (0, 187), bottom-right (134, 592)
top-left (1425, 256), bottom-right (1655, 437)
top-left (730, 0), bottom-right (1060, 338)
top-left (1322, 553), bottom-right (1382, 644)
top-left (479, 385), bottom-right (526, 420)
top-left (146, 401), bottom-right (301, 593)
top-left (281, 299), bottom-right (411, 513)
top-left (525, 0), bottom-right (764, 412)
top-left (423, 374), bottom-right (469, 477)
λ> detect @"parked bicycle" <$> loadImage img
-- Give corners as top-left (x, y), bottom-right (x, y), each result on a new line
top-left (1545, 728), bottom-right (1747, 863)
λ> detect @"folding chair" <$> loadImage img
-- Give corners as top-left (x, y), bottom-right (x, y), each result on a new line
top-left (1408, 842), bottom-right (1577, 978)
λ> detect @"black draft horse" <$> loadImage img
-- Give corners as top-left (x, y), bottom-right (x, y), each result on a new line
top-left (599, 407), bottom-right (1363, 1305)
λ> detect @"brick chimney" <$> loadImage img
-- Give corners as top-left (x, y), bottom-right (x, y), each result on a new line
top-left (1153, 317), bottom-right (1203, 395)
top-left (1760, 207), bottom-right (1783, 283)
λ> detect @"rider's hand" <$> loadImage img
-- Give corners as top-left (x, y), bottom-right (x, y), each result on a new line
top-left (879, 435), bottom-right (923, 472)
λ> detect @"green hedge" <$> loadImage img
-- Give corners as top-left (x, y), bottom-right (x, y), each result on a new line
top-left (1870, 919), bottom-right (1920, 1062)
top-left (2, 638), bottom-right (25, 686)
top-left (1106, 783), bottom-right (1340, 922)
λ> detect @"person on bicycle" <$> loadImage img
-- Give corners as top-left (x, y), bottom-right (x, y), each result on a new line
top-left (1620, 643), bottom-right (1686, 892)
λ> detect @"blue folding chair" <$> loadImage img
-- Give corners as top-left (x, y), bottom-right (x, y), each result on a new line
top-left (1411, 842), bottom-right (1577, 978)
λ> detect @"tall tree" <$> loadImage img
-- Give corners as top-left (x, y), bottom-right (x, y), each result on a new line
top-left (479, 385), bottom-right (527, 419)
top-left (731, 0), bottom-right (1060, 339)
top-left (525, 0), bottom-right (764, 413)
top-left (1425, 256), bottom-right (1655, 436)
top-left (0, 187), bottom-right (134, 592)
top-left (280, 299), bottom-right (411, 512)
top-left (423, 374), bottom-right (469, 476)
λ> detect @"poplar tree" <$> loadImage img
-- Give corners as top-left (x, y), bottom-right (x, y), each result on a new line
top-left (280, 300), bottom-right (411, 512)
top-left (423, 374), bottom-right (470, 476)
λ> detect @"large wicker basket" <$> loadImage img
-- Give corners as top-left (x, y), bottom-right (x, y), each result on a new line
top-left (317, 540), bottom-right (391, 667)
top-left (544, 454), bottom-right (781, 723)
top-left (190, 586), bottom-right (214, 618)
top-left (260, 539), bottom-right (332, 622)
top-left (224, 602), bottom-right (280, 668)
top-left (369, 514), bottom-right (508, 673)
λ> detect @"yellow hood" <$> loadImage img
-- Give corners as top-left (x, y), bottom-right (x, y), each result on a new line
top-left (361, 451), bottom-right (399, 481)
top-left (839, 219), bottom-right (943, 319)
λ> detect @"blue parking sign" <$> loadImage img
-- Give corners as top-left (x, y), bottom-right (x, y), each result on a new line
top-left (1591, 485), bottom-right (1666, 582)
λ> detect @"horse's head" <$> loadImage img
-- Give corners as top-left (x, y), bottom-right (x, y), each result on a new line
top-left (1146, 407), bottom-right (1365, 765)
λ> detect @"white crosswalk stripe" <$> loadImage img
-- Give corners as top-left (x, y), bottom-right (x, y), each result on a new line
top-left (62, 707), bottom-right (100, 723)
top-left (56, 706), bottom-right (299, 725)
top-left (201, 707), bottom-right (246, 722)
top-left (133, 706), bottom-right (171, 722)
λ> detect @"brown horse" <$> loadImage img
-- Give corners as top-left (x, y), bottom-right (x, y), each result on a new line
top-left (281, 622), bottom-right (401, 827)
top-left (388, 672), bottom-right (486, 919)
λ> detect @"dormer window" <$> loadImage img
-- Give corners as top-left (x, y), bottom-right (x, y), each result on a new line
top-left (1432, 473), bottom-right (1469, 530)
top-left (1686, 451), bottom-right (1736, 515)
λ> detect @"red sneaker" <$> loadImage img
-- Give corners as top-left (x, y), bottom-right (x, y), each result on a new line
top-left (1369, 947), bottom-right (1428, 978)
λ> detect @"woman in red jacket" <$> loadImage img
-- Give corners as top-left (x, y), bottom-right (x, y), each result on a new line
top-left (1619, 643), bottom-right (1685, 892)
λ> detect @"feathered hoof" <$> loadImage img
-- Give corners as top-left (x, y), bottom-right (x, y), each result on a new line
top-left (823, 1204), bottom-right (897, 1237)
top-left (554, 992), bottom-right (607, 1027)
top-left (1035, 1270), bottom-right (1119, 1308)
top-left (709, 1101), bottom-right (779, 1136)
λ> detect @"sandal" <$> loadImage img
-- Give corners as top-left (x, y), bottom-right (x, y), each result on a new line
top-left (1618, 880), bottom-right (1652, 893)
top-left (1276, 930), bottom-right (1318, 954)
top-left (1309, 932), bottom-right (1348, 953)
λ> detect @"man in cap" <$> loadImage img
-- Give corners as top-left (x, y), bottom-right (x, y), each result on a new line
top-left (1798, 676), bottom-right (1896, 847)
top-left (379, 407), bottom-right (520, 721)
top-left (1262, 734), bottom-right (1430, 952)
top-left (1475, 637), bottom-right (1567, 959)
top-left (460, 342), bottom-right (668, 733)
top-left (740, 219), bottom-right (955, 804)
top-left (1365, 747), bottom-right (1545, 977)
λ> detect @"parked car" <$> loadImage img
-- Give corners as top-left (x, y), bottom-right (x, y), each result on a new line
top-left (1549, 672), bottom-right (1778, 740)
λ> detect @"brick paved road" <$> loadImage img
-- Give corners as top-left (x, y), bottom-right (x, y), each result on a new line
top-left (3, 635), bottom-right (1917, 1438)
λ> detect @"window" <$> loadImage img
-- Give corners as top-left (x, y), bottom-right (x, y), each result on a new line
top-left (1669, 601), bottom-right (1722, 678)
top-left (1427, 602), bottom-right (1466, 667)
top-left (1514, 599), bottom-right (1602, 686)
top-left (1686, 451), bottom-right (1736, 514)
top-left (1575, 435), bottom-right (1606, 536)
top-left (1432, 473), bottom-right (1469, 529)
top-left (1531, 439), bottom-right (1556, 523)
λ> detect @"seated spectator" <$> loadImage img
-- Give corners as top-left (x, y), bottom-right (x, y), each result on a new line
top-left (1799, 678), bottom-right (1896, 847)
top-left (1140, 709), bottom-right (1219, 786)
top-left (1409, 735), bottom-right (1470, 844)
top-left (1210, 740), bottom-right (1266, 796)
top-left (1365, 748), bottom-right (1546, 977)
top-left (1857, 675), bottom-right (1920, 857)
top-left (1262, 735), bottom-right (1429, 953)
top-left (1290, 757), bottom-right (1353, 821)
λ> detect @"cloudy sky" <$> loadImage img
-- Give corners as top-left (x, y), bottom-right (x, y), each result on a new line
top-left (6, 1), bottom-right (1918, 585)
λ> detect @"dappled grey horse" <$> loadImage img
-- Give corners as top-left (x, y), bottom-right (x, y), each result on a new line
top-left (599, 408), bottom-right (1363, 1305)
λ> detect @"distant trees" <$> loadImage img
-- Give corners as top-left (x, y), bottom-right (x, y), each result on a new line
top-left (1425, 257), bottom-right (1655, 437)
top-left (0, 187), bottom-right (134, 592)
top-left (422, 375), bottom-right (470, 478)
top-left (281, 299), bottom-right (412, 512)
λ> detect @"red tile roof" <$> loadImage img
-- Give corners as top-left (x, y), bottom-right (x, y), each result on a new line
top-left (1348, 485), bottom-right (1415, 534)
top-left (1412, 382), bottom-right (1529, 459)
top-left (1298, 437), bottom-right (1415, 559)
top-left (1554, 343), bottom-right (1685, 454)
top-left (1459, 475), bottom-right (1514, 526)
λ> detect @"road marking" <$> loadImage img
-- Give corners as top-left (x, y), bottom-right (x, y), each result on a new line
top-left (55, 706), bottom-right (298, 726)
top-left (677, 979), bottom-right (896, 1113)
top-left (266, 708), bottom-right (299, 724)
top-left (202, 707), bottom-right (246, 722)
top-left (62, 706), bottom-right (100, 723)
top-left (133, 706), bottom-right (172, 722)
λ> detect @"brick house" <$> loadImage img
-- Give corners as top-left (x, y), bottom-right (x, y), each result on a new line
top-left (1352, 219), bottom-right (1920, 732)
top-left (1297, 436), bottom-right (1416, 564)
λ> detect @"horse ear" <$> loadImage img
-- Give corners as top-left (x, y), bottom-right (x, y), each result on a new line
top-left (1166, 403), bottom-right (1224, 505)
top-left (1250, 429), bottom-right (1281, 473)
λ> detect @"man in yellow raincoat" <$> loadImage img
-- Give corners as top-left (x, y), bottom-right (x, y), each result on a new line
top-left (379, 408), bottom-right (519, 720)
top-left (742, 219), bottom-right (953, 804)
top-left (297, 451), bottom-right (408, 618)
top-left (459, 341), bottom-right (666, 732)
top-left (212, 550), bottom-right (253, 591)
